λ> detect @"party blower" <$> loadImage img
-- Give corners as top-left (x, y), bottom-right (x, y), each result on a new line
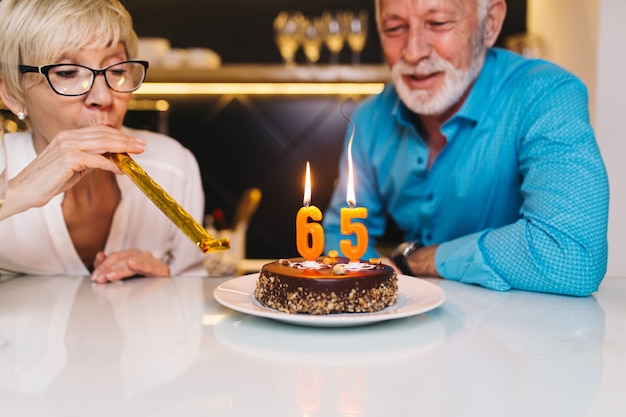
top-left (107, 152), bottom-right (230, 253)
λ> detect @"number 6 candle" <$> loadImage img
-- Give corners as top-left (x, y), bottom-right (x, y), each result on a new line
top-left (340, 133), bottom-right (368, 263)
top-left (296, 162), bottom-right (324, 262)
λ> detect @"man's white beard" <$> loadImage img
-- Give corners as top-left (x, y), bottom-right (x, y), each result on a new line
top-left (391, 44), bottom-right (486, 116)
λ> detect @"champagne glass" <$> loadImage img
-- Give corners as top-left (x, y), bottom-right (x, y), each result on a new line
top-left (274, 11), bottom-right (303, 66)
top-left (301, 17), bottom-right (323, 64)
top-left (346, 10), bottom-right (368, 64)
top-left (0, 115), bottom-right (7, 209)
top-left (321, 11), bottom-right (346, 64)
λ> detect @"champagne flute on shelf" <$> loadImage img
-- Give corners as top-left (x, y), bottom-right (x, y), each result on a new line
top-left (301, 17), bottom-right (323, 64)
top-left (274, 11), bottom-right (303, 66)
top-left (321, 10), bottom-right (346, 64)
top-left (0, 115), bottom-right (7, 210)
top-left (346, 10), bottom-right (368, 64)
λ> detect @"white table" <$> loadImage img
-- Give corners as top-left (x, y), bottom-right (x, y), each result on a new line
top-left (0, 274), bottom-right (624, 416)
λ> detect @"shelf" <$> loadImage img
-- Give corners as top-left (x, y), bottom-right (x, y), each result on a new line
top-left (144, 64), bottom-right (390, 83)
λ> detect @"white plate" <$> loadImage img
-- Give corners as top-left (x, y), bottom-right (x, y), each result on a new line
top-left (213, 273), bottom-right (446, 327)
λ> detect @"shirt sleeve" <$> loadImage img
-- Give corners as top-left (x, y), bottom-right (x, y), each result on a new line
top-left (436, 76), bottom-right (609, 296)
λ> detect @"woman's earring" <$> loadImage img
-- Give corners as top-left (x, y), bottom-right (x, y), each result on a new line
top-left (16, 107), bottom-right (26, 121)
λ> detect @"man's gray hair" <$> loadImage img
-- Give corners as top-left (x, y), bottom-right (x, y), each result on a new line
top-left (375, 0), bottom-right (492, 26)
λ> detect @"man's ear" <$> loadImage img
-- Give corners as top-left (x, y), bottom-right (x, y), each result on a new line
top-left (0, 79), bottom-right (24, 117)
top-left (484, 0), bottom-right (507, 48)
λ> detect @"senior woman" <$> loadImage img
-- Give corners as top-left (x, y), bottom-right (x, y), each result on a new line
top-left (0, 0), bottom-right (207, 281)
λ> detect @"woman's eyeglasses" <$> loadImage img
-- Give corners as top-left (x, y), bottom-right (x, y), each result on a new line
top-left (18, 60), bottom-right (148, 96)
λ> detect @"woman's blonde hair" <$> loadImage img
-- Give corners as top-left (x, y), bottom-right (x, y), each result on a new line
top-left (0, 0), bottom-right (138, 103)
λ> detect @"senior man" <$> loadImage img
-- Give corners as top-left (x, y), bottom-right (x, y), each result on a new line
top-left (323, 0), bottom-right (609, 296)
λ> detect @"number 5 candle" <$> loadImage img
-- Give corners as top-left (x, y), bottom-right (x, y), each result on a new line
top-left (296, 162), bottom-right (324, 262)
top-left (340, 133), bottom-right (368, 263)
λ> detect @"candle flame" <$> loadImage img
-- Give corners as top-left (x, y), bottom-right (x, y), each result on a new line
top-left (304, 161), bottom-right (312, 207)
top-left (346, 125), bottom-right (356, 208)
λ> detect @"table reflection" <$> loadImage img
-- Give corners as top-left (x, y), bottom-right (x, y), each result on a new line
top-left (0, 275), bottom-right (607, 417)
top-left (214, 312), bottom-right (445, 366)
top-left (214, 311), bottom-right (445, 416)
top-left (210, 279), bottom-right (604, 417)
top-left (0, 275), bottom-right (207, 416)
top-left (432, 280), bottom-right (605, 417)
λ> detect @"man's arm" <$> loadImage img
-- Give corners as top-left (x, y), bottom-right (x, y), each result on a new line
top-left (432, 76), bottom-right (609, 296)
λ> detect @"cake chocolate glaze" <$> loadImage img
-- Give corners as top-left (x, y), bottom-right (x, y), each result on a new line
top-left (254, 257), bottom-right (398, 315)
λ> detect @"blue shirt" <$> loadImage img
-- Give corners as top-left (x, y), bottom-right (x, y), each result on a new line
top-left (323, 48), bottom-right (609, 296)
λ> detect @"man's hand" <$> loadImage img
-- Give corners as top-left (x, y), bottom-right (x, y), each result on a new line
top-left (385, 245), bottom-right (441, 277)
top-left (406, 245), bottom-right (440, 277)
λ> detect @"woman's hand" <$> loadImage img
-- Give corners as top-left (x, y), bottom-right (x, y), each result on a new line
top-left (0, 125), bottom-right (146, 219)
top-left (91, 249), bottom-right (170, 283)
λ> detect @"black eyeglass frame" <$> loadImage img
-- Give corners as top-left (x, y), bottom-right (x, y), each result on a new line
top-left (18, 60), bottom-right (149, 97)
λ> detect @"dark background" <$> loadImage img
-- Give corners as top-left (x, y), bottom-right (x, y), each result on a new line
top-left (122, 0), bottom-right (527, 64)
top-left (121, 1), bottom-right (528, 259)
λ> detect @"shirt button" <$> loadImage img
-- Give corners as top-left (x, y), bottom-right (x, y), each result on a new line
top-left (417, 156), bottom-right (424, 165)
top-left (425, 192), bottom-right (434, 201)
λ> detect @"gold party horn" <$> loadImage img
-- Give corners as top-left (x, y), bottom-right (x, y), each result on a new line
top-left (107, 152), bottom-right (230, 253)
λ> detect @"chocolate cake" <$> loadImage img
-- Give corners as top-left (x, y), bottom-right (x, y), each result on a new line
top-left (253, 257), bottom-right (398, 315)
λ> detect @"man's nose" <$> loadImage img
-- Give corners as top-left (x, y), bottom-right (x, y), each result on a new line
top-left (402, 25), bottom-right (433, 64)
